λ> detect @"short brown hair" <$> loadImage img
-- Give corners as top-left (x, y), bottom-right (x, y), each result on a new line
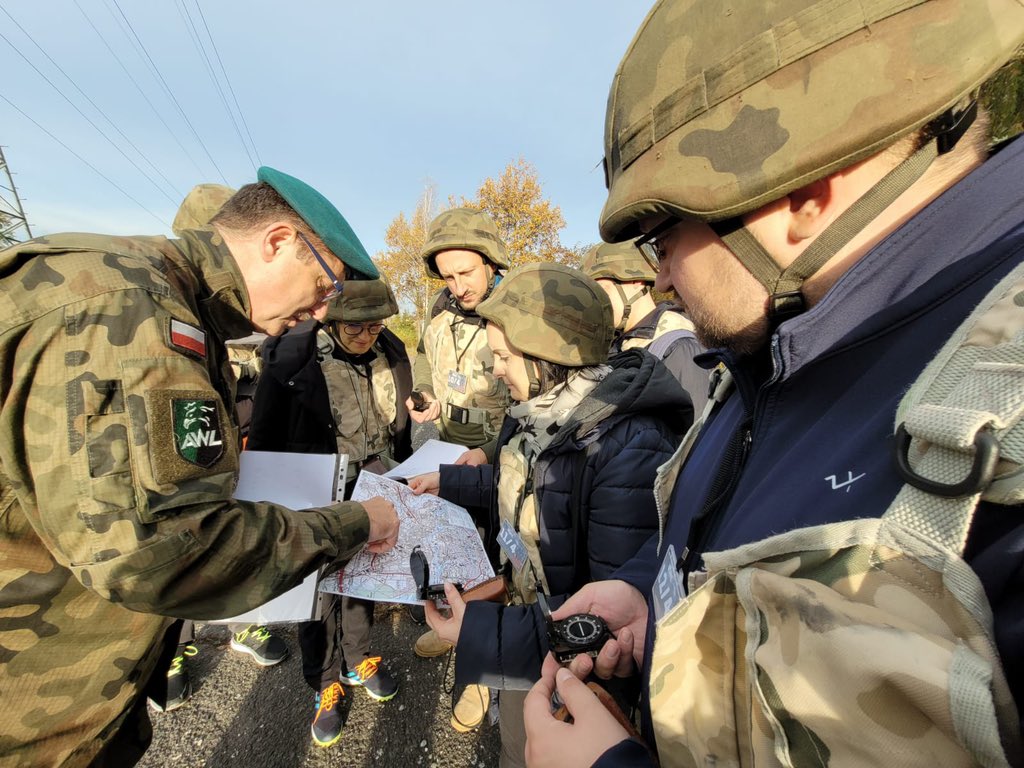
top-left (210, 182), bottom-right (329, 261)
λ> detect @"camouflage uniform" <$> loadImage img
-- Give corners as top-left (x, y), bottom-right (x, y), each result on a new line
top-left (415, 294), bottom-right (508, 447)
top-left (415, 209), bottom-right (511, 450)
top-left (0, 229), bottom-right (371, 767)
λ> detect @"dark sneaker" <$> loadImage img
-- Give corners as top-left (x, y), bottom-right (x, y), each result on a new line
top-left (311, 682), bottom-right (345, 747)
top-left (341, 655), bottom-right (398, 701)
top-left (149, 644), bottom-right (197, 712)
top-left (229, 625), bottom-right (288, 666)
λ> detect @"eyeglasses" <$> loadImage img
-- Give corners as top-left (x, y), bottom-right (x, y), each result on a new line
top-left (634, 218), bottom-right (680, 271)
top-left (342, 322), bottom-right (385, 337)
top-left (297, 231), bottom-right (344, 302)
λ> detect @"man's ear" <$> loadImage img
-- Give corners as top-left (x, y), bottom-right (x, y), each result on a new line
top-left (263, 222), bottom-right (298, 263)
top-left (787, 178), bottom-right (833, 241)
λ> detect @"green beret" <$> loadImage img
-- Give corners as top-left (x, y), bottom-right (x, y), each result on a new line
top-left (257, 166), bottom-right (378, 280)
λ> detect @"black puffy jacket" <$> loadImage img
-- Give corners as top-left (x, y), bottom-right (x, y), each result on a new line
top-left (441, 349), bottom-right (692, 689)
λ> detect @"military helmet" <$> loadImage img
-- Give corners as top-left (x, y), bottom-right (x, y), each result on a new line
top-left (600, 0), bottom-right (1024, 242)
top-left (581, 240), bottom-right (656, 284)
top-left (172, 184), bottom-right (235, 236)
top-left (476, 263), bottom-right (613, 366)
top-left (324, 279), bottom-right (399, 322)
top-left (421, 208), bottom-right (510, 279)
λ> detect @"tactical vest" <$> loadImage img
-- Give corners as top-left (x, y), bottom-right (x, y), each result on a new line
top-left (496, 433), bottom-right (548, 604)
top-left (421, 291), bottom-right (508, 445)
top-left (647, 263), bottom-right (1024, 767)
top-left (619, 303), bottom-right (695, 356)
top-left (320, 345), bottom-right (397, 471)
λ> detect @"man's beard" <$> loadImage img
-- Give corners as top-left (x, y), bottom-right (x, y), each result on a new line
top-left (687, 301), bottom-right (771, 357)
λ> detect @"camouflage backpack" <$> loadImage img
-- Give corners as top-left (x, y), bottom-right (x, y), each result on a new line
top-left (647, 260), bottom-right (1024, 767)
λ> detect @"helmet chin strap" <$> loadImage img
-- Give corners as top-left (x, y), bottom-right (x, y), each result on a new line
top-left (525, 357), bottom-right (543, 399)
top-left (612, 283), bottom-right (651, 334)
top-left (710, 102), bottom-right (977, 331)
top-left (482, 264), bottom-right (498, 300)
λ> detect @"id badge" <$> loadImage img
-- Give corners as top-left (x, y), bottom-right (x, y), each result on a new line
top-left (447, 370), bottom-right (468, 394)
top-left (652, 544), bottom-right (685, 623)
top-left (497, 519), bottom-right (529, 572)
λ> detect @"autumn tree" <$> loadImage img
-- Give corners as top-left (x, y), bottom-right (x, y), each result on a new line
top-left (552, 242), bottom-right (591, 270)
top-left (377, 160), bottom-right (576, 333)
top-left (374, 184), bottom-right (445, 322)
top-left (460, 158), bottom-right (566, 267)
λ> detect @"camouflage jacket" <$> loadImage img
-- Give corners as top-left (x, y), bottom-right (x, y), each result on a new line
top-left (413, 289), bottom-right (508, 448)
top-left (0, 230), bottom-right (370, 767)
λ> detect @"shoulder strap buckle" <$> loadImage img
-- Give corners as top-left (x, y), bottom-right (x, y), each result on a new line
top-left (894, 423), bottom-right (1000, 498)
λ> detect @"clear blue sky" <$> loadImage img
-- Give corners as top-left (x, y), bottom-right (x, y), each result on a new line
top-left (1, 1), bottom-right (652, 256)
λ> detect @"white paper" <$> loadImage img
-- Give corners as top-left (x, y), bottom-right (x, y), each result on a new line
top-left (382, 438), bottom-right (467, 480)
top-left (210, 450), bottom-right (346, 625)
top-left (319, 473), bottom-right (493, 605)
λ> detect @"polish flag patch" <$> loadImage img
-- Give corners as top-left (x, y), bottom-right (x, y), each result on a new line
top-left (169, 319), bottom-right (207, 358)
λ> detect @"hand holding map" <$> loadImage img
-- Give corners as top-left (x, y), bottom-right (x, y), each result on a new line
top-left (320, 473), bottom-right (493, 604)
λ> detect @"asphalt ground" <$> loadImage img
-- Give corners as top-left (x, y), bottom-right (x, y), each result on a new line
top-left (138, 611), bottom-right (501, 768)
top-left (140, 423), bottom-right (503, 767)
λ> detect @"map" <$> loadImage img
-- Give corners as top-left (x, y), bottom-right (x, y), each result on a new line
top-left (319, 472), bottom-right (494, 604)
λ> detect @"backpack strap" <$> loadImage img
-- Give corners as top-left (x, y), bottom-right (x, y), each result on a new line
top-left (887, 260), bottom-right (1024, 554)
top-left (430, 289), bottom-right (449, 319)
top-left (646, 328), bottom-right (696, 360)
top-left (653, 365), bottom-right (734, 553)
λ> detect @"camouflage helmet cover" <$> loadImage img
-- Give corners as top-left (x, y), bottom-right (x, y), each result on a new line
top-left (581, 240), bottom-right (657, 284)
top-left (476, 263), bottom-right (614, 366)
top-left (324, 278), bottom-right (399, 322)
top-left (420, 207), bottom-right (511, 278)
top-left (172, 184), bottom-right (235, 236)
top-left (600, 0), bottom-right (1024, 242)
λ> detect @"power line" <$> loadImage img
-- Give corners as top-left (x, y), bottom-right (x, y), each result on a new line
top-left (0, 91), bottom-right (168, 227)
top-left (74, 0), bottom-right (208, 181)
top-left (0, 26), bottom-right (181, 207)
top-left (107, 0), bottom-right (229, 185)
top-left (174, 0), bottom-right (257, 171)
top-left (195, 0), bottom-right (261, 167)
top-left (0, 3), bottom-right (182, 201)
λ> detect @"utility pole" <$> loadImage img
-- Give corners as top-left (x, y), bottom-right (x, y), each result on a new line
top-left (0, 146), bottom-right (33, 245)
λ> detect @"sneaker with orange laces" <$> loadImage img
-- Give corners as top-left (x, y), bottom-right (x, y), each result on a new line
top-left (341, 655), bottom-right (398, 701)
top-left (311, 681), bottom-right (345, 747)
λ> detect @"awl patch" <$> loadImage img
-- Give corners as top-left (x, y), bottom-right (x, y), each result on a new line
top-left (169, 319), bottom-right (207, 358)
top-left (173, 398), bottom-right (224, 467)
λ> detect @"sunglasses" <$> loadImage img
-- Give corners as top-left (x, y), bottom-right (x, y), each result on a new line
top-left (297, 231), bottom-right (344, 302)
top-left (634, 218), bottom-right (680, 271)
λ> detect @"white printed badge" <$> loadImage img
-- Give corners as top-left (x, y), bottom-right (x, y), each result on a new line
top-left (497, 519), bottom-right (529, 572)
top-left (652, 544), bottom-right (685, 623)
top-left (447, 370), bottom-right (468, 394)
